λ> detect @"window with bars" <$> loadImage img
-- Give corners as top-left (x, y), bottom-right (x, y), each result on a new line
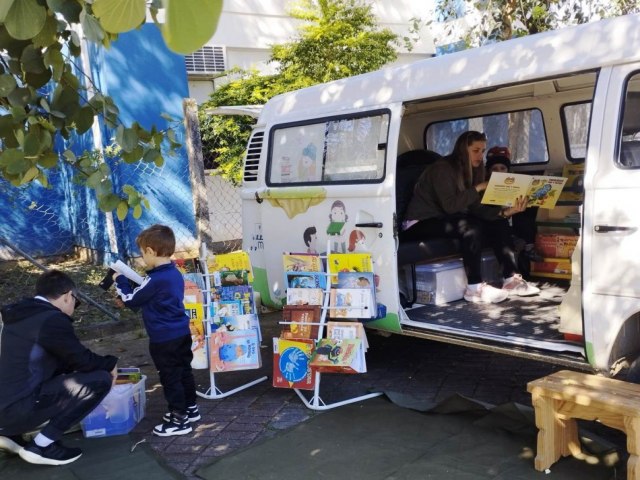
top-left (184, 46), bottom-right (226, 74)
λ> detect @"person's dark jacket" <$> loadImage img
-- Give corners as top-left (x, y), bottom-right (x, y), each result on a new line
top-left (0, 298), bottom-right (118, 410)
top-left (404, 158), bottom-right (500, 222)
top-left (114, 262), bottom-right (189, 344)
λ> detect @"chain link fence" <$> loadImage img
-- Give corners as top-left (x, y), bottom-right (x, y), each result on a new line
top-left (0, 99), bottom-right (243, 328)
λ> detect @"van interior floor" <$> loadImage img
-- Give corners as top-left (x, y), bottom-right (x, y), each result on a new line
top-left (402, 280), bottom-right (580, 351)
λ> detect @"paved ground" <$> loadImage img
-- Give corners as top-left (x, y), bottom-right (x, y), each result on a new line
top-left (87, 311), bottom-right (621, 479)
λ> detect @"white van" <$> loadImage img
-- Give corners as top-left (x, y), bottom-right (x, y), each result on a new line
top-left (236, 14), bottom-right (640, 376)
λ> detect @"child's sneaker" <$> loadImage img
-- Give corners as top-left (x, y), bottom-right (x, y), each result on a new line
top-left (0, 435), bottom-right (28, 455)
top-left (153, 412), bottom-right (192, 437)
top-left (502, 274), bottom-right (540, 296)
top-left (162, 405), bottom-right (200, 423)
top-left (464, 283), bottom-right (509, 304)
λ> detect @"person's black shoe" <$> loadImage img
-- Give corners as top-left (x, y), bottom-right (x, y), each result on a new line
top-left (0, 435), bottom-right (28, 454)
top-left (19, 440), bottom-right (82, 466)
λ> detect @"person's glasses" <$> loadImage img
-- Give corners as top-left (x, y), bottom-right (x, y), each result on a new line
top-left (71, 293), bottom-right (82, 309)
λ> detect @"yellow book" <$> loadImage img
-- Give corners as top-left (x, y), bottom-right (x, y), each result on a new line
top-left (327, 253), bottom-right (373, 283)
top-left (482, 172), bottom-right (567, 209)
top-left (206, 251), bottom-right (254, 282)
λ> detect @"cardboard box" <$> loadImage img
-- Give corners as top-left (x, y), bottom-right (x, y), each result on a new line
top-left (81, 376), bottom-right (146, 438)
top-left (535, 233), bottom-right (579, 258)
top-left (414, 260), bottom-right (466, 305)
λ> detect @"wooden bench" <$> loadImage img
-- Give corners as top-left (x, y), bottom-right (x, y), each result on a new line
top-left (528, 369), bottom-right (640, 479)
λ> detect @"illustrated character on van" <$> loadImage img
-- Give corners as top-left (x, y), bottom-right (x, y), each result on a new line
top-left (303, 226), bottom-right (318, 254)
top-left (348, 229), bottom-right (367, 252)
top-left (298, 143), bottom-right (319, 182)
top-left (327, 200), bottom-right (348, 253)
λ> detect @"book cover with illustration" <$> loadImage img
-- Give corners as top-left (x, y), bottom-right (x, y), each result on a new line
top-left (482, 172), bottom-right (568, 209)
top-left (210, 299), bottom-right (244, 318)
top-left (213, 314), bottom-right (262, 342)
top-left (326, 321), bottom-right (369, 351)
top-left (336, 271), bottom-right (376, 306)
top-left (206, 251), bottom-right (254, 282)
top-left (175, 258), bottom-right (202, 275)
top-left (558, 163), bottom-right (585, 202)
top-left (286, 287), bottom-right (324, 306)
top-left (282, 253), bottom-right (323, 272)
top-left (212, 269), bottom-right (251, 287)
top-left (281, 305), bottom-right (321, 339)
top-left (285, 271), bottom-right (327, 289)
top-left (309, 338), bottom-right (366, 374)
top-left (272, 337), bottom-right (316, 390)
top-left (213, 285), bottom-right (255, 315)
top-left (208, 329), bottom-right (261, 372)
top-left (327, 253), bottom-right (373, 283)
top-left (185, 302), bottom-right (207, 369)
top-left (329, 288), bottom-right (374, 319)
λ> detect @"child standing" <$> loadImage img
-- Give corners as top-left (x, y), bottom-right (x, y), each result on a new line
top-left (114, 224), bottom-right (199, 436)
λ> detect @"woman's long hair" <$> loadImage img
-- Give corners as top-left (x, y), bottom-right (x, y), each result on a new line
top-left (447, 130), bottom-right (487, 190)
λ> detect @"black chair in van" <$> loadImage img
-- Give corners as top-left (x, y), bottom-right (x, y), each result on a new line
top-left (395, 149), bottom-right (461, 307)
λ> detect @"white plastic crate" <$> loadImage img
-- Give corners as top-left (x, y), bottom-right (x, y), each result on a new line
top-left (81, 375), bottom-right (146, 438)
top-left (414, 260), bottom-right (466, 305)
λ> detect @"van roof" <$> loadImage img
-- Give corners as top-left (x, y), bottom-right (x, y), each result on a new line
top-left (258, 13), bottom-right (640, 125)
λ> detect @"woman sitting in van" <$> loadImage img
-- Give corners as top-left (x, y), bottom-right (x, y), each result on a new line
top-left (401, 130), bottom-right (540, 304)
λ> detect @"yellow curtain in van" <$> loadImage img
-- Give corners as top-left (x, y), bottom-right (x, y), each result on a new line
top-left (261, 187), bottom-right (327, 219)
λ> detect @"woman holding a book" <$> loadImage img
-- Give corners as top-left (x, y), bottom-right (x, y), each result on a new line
top-left (401, 130), bottom-right (540, 304)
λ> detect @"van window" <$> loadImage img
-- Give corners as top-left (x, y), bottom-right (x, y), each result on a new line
top-left (561, 102), bottom-right (590, 161)
top-left (268, 111), bottom-right (389, 185)
top-left (619, 72), bottom-right (640, 169)
top-left (424, 109), bottom-right (548, 165)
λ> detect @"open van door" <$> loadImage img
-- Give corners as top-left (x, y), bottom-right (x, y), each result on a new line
top-left (583, 65), bottom-right (640, 371)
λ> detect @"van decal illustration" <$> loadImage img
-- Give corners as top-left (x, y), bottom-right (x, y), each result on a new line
top-left (303, 226), bottom-right (318, 254)
top-left (327, 200), bottom-right (348, 253)
top-left (262, 187), bottom-right (327, 219)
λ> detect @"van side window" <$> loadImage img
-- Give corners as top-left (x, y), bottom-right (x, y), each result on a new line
top-left (267, 111), bottom-right (389, 185)
top-left (561, 102), bottom-right (591, 161)
top-left (424, 109), bottom-right (548, 165)
top-left (619, 72), bottom-right (640, 169)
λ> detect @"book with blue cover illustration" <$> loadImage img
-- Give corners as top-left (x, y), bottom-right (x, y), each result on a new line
top-left (208, 329), bottom-right (261, 372)
top-left (285, 271), bottom-right (327, 289)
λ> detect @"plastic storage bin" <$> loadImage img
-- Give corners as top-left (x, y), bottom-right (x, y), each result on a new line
top-left (414, 259), bottom-right (466, 305)
top-left (81, 375), bottom-right (146, 438)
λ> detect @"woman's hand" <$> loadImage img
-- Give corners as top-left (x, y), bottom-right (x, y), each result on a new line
top-left (502, 196), bottom-right (528, 217)
top-left (475, 181), bottom-right (488, 193)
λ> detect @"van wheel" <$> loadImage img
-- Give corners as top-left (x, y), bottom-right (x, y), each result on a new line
top-left (625, 356), bottom-right (640, 384)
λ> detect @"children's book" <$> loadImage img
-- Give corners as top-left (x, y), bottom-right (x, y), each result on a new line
top-left (286, 287), bottom-right (324, 306)
top-left (175, 258), bottom-right (201, 275)
top-left (309, 338), bottom-right (366, 374)
top-left (206, 251), bottom-right (254, 282)
top-left (285, 271), bottom-right (327, 289)
top-left (212, 269), bottom-right (251, 287)
top-left (558, 163), bottom-right (585, 202)
top-left (327, 253), bottom-right (373, 283)
top-left (185, 302), bottom-right (207, 369)
top-left (281, 305), bottom-right (321, 339)
top-left (208, 329), bottom-right (261, 372)
top-left (329, 288), bottom-right (374, 318)
top-left (213, 314), bottom-right (261, 342)
top-left (282, 253), bottom-right (323, 272)
top-left (272, 337), bottom-right (316, 390)
top-left (183, 275), bottom-right (205, 305)
top-left (481, 172), bottom-right (568, 209)
top-left (214, 285), bottom-right (255, 315)
top-left (336, 271), bottom-right (376, 306)
top-left (326, 321), bottom-right (369, 351)
top-left (210, 299), bottom-right (244, 318)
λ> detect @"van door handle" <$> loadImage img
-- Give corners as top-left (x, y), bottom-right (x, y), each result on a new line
top-left (355, 222), bottom-right (383, 228)
top-left (254, 191), bottom-right (263, 204)
top-left (594, 225), bottom-right (636, 233)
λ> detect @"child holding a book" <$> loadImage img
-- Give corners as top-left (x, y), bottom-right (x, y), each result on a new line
top-left (113, 224), bottom-right (200, 436)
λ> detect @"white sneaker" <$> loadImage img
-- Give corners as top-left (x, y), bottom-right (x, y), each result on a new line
top-left (503, 274), bottom-right (540, 296)
top-left (464, 283), bottom-right (509, 304)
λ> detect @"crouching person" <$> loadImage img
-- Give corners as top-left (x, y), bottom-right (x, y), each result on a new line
top-left (0, 270), bottom-right (117, 466)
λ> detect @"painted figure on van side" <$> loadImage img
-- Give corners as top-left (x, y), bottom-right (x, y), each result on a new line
top-left (303, 226), bottom-right (318, 254)
top-left (401, 131), bottom-right (540, 304)
top-left (348, 229), bottom-right (367, 252)
top-left (327, 200), bottom-right (348, 253)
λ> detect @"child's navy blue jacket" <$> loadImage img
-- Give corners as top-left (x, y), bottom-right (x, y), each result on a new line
top-left (115, 262), bottom-right (189, 343)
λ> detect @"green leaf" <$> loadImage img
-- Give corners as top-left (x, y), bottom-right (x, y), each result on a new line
top-left (47, 0), bottom-right (82, 24)
top-left (98, 193), bottom-right (121, 212)
top-left (32, 14), bottom-right (59, 48)
top-left (122, 184), bottom-right (136, 196)
top-left (21, 166), bottom-right (39, 184)
top-left (0, 74), bottom-right (17, 96)
top-left (142, 147), bottom-right (160, 164)
top-left (38, 151), bottom-right (59, 168)
top-left (0, 0), bottom-right (14, 23)
top-left (23, 132), bottom-right (41, 156)
top-left (116, 200), bottom-right (128, 220)
top-left (117, 127), bottom-right (138, 153)
top-left (87, 170), bottom-right (104, 188)
top-left (63, 149), bottom-right (76, 162)
top-left (132, 204), bottom-right (142, 219)
top-left (121, 145), bottom-right (143, 163)
top-left (5, 0), bottom-right (47, 40)
top-left (1, 149), bottom-right (27, 174)
top-left (25, 69), bottom-right (52, 89)
top-left (8, 87), bottom-right (31, 108)
top-left (21, 45), bottom-right (46, 73)
top-left (92, 0), bottom-right (146, 34)
top-left (73, 105), bottom-right (95, 134)
top-left (162, 0), bottom-right (223, 54)
top-left (80, 9), bottom-right (105, 43)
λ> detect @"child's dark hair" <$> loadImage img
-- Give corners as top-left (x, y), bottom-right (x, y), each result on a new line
top-left (136, 224), bottom-right (176, 257)
top-left (36, 270), bottom-right (76, 300)
top-left (303, 226), bottom-right (317, 247)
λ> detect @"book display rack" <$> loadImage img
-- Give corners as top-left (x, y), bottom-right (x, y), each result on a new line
top-left (193, 244), bottom-right (267, 400)
top-left (276, 241), bottom-right (382, 411)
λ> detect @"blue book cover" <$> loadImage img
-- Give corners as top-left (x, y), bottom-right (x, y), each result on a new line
top-left (285, 271), bottom-right (327, 289)
top-left (215, 285), bottom-right (255, 315)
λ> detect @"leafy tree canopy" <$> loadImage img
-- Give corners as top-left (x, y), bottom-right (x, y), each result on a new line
top-left (200, 0), bottom-right (407, 185)
top-left (432, 0), bottom-right (639, 47)
top-left (0, 0), bottom-right (222, 220)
